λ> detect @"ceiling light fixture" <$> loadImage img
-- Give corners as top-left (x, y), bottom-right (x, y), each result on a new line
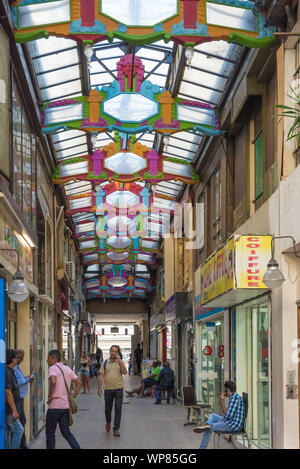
top-left (185, 46), bottom-right (194, 70)
top-left (84, 44), bottom-right (94, 69)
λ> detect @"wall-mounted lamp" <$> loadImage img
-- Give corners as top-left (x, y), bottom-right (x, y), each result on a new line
top-left (0, 249), bottom-right (29, 302)
top-left (263, 236), bottom-right (300, 289)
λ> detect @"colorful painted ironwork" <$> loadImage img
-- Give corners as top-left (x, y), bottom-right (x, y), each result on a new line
top-left (41, 54), bottom-right (222, 138)
top-left (12, 0), bottom-right (275, 48)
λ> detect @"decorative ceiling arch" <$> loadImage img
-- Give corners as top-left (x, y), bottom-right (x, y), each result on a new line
top-left (41, 54), bottom-right (223, 138)
top-left (12, 0), bottom-right (275, 48)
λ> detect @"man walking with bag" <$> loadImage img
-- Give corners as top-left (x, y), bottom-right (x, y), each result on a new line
top-left (98, 345), bottom-right (127, 437)
top-left (46, 349), bottom-right (81, 449)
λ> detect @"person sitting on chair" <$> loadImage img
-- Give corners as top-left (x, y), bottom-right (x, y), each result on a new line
top-left (153, 362), bottom-right (174, 404)
top-left (125, 360), bottom-right (161, 397)
top-left (193, 381), bottom-right (245, 449)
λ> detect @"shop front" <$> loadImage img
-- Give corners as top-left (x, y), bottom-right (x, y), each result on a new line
top-left (165, 292), bottom-right (193, 394)
top-left (197, 234), bottom-right (272, 448)
top-left (194, 303), bottom-right (229, 414)
top-left (233, 295), bottom-right (271, 448)
top-left (0, 196), bottom-right (39, 440)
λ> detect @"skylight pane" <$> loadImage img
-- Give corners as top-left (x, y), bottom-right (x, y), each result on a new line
top-left (37, 65), bottom-right (80, 89)
top-left (41, 80), bottom-right (82, 102)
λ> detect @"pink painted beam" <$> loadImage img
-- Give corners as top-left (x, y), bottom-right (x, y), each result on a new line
top-left (181, 0), bottom-right (199, 29)
top-left (81, 0), bottom-right (95, 27)
top-left (147, 149), bottom-right (159, 175)
top-left (92, 150), bottom-right (104, 175)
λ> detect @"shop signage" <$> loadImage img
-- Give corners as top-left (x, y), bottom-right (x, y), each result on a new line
top-left (202, 345), bottom-right (213, 356)
top-left (205, 322), bottom-right (216, 328)
top-left (165, 294), bottom-right (176, 322)
top-left (200, 237), bottom-right (234, 305)
top-left (0, 205), bottom-right (33, 282)
top-left (235, 235), bottom-right (272, 289)
top-left (198, 235), bottom-right (272, 306)
top-left (165, 292), bottom-right (193, 322)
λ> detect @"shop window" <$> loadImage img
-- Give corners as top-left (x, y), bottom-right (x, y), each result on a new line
top-left (0, 26), bottom-right (10, 179)
top-left (37, 199), bottom-right (46, 296)
top-left (37, 199), bottom-right (53, 299)
top-left (212, 166), bottom-right (221, 250)
top-left (7, 300), bottom-right (17, 350)
top-left (46, 219), bottom-right (53, 299)
top-left (265, 73), bottom-right (277, 171)
top-left (198, 318), bottom-right (225, 412)
top-left (197, 191), bottom-right (205, 251)
top-left (252, 97), bottom-right (263, 202)
top-left (12, 81), bottom-right (22, 211)
top-left (254, 132), bottom-right (263, 200)
top-left (11, 77), bottom-right (37, 229)
top-left (234, 124), bottom-right (247, 209)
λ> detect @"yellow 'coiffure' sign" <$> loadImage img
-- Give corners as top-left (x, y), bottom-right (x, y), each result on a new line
top-left (199, 235), bottom-right (272, 305)
top-left (235, 235), bottom-right (272, 289)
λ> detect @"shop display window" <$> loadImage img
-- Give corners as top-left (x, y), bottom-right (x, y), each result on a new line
top-left (11, 77), bottom-right (37, 229)
top-left (199, 317), bottom-right (224, 413)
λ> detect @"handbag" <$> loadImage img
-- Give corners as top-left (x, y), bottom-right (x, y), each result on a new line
top-left (55, 365), bottom-right (78, 426)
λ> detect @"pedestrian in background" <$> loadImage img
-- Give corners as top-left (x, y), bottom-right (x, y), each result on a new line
top-left (134, 344), bottom-right (143, 375)
top-left (128, 353), bottom-right (133, 376)
top-left (13, 349), bottom-right (35, 449)
top-left (95, 348), bottom-right (103, 369)
top-left (98, 345), bottom-right (127, 437)
top-left (79, 351), bottom-right (91, 394)
top-left (5, 349), bottom-right (24, 449)
top-left (46, 349), bottom-right (81, 449)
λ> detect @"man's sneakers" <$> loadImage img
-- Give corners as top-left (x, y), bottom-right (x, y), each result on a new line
top-left (193, 424), bottom-right (211, 433)
top-left (113, 429), bottom-right (120, 437)
top-left (106, 422), bottom-right (111, 432)
top-left (154, 400), bottom-right (161, 404)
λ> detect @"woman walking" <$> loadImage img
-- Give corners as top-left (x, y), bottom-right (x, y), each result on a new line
top-left (79, 351), bottom-right (91, 394)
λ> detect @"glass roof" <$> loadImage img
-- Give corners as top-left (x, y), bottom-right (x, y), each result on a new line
top-left (25, 32), bottom-right (243, 300)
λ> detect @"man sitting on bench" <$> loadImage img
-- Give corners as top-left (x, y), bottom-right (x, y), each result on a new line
top-left (193, 381), bottom-right (245, 449)
top-left (153, 362), bottom-right (175, 404)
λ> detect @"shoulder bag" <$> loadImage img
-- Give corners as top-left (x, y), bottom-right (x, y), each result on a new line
top-left (55, 365), bottom-right (78, 426)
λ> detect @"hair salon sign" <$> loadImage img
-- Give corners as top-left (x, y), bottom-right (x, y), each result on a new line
top-left (199, 235), bottom-right (272, 306)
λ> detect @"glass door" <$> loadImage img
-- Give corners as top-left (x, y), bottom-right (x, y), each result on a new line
top-left (200, 317), bottom-right (224, 412)
top-left (244, 300), bottom-right (270, 448)
top-left (256, 303), bottom-right (269, 448)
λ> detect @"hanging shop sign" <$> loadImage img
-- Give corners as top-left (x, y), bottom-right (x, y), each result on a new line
top-left (0, 205), bottom-right (33, 282)
top-left (200, 237), bottom-right (234, 304)
top-left (11, 0), bottom-right (275, 49)
top-left (234, 235), bottom-right (272, 289)
top-left (198, 234), bottom-right (272, 307)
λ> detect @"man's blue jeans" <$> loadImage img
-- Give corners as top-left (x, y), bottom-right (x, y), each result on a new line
top-left (5, 414), bottom-right (24, 449)
top-left (199, 413), bottom-right (232, 449)
top-left (46, 409), bottom-right (81, 449)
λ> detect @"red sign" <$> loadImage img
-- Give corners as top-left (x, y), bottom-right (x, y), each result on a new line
top-left (202, 345), bottom-right (213, 356)
top-left (218, 345), bottom-right (224, 358)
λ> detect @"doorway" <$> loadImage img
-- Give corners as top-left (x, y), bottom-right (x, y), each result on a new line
top-left (235, 297), bottom-right (270, 448)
